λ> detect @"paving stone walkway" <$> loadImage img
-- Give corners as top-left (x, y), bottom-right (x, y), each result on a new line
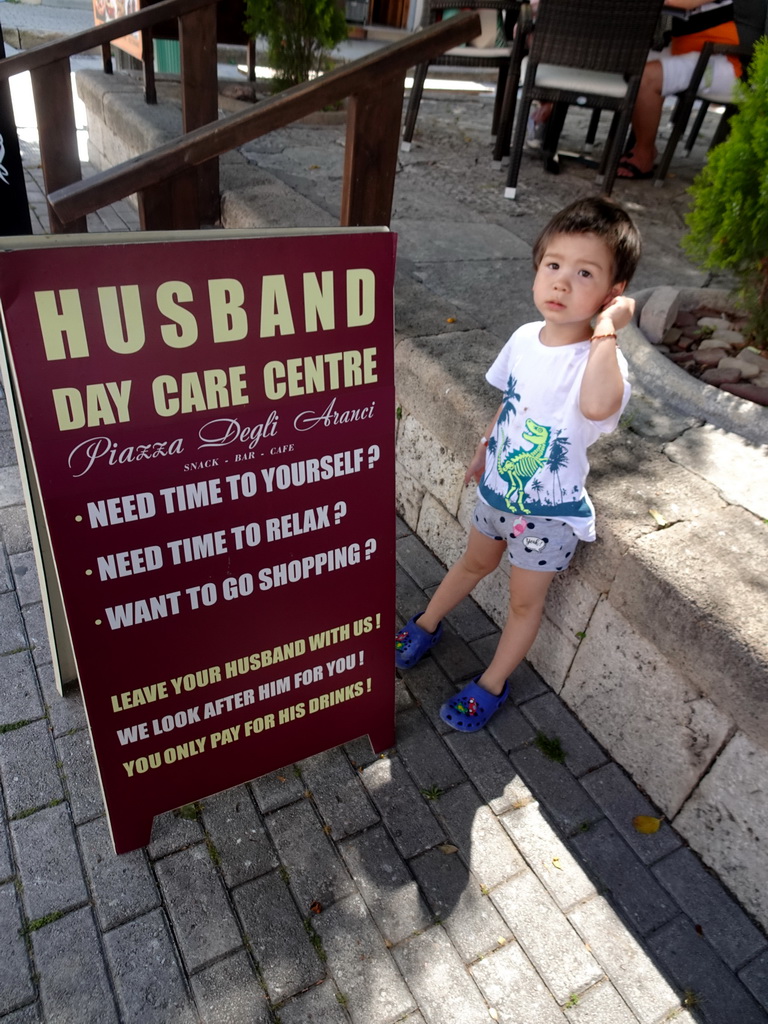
top-left (1, 26), bottom-right (767, 1024)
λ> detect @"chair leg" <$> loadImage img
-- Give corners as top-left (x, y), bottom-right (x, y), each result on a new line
top-left (654, 46), bottom-right (712, 185)
top-left (684, 100), bottom-right (708, 154)
top-left (401, 62), bottom-right (430, 151)
top-left (542, 101), bottom-right (567, 174)
top-left (585, 108), bottom-right (601, 150)
top-left (492, 66), bottom-right (519, 166)
top-left (492, 22), bottom-right (528, 166)
top-left (709, 104), bottom-right (735, 149)
top-left (597, 111), bottom-right (620, 177)
top-left (599, 107), bottom-right (633, 196)
top-left (653, 88), bottom-right (698, 186)
top-left (543, 102), bottom-right (567, 154)
top-left (504, 94), bottom-right (533, 199)
top-left (491, 62), bottom-right (510, 138)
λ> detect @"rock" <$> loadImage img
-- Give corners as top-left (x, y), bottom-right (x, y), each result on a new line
top-left (692, 348), bottom-right (728, 367)
top-left (639, 286), bottom-right (681, 343)
top-left (736, 346), bottom-right (768, 369)
top-left (699, 335), bottom-right (736, 352)
top-left (661, 326), bottom-right (682, 346)
top-left (675, 335), bottom-right (696, 351)
top-left (680, 325), bottom-right (708, 340)
top-left (729, 334), bottom-right (752, 351)
top-left (718, 356), bottom-right (761, 379)
top-left (697, 315), bottom-right (731, 330)
top-left (674, 311), bottom-right (698, 327)
top-left (701, 367), bottom-right (742, 386)
top-left (720, 382), bottom-right (768, 406)
top-left (708, 329), bottom-right (745, 348)
top-left (668, 351), bottom-right (695, 365)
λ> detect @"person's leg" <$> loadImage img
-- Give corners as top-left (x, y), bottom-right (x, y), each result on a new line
top-left (396, 525), bottom-right (506, 671)
top-left (526, 100), bottom-right (554, 149)
top-left (438, 563), bottom-right (555, 732)
top-left (618, 59), bottom-right (664, 176)
top-left (417, 526), bottom-right (507, 633)
top-left (476, 564), bottom-right (556, 695)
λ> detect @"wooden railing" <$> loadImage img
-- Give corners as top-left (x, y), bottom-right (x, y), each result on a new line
top-left (0, 6), bottom-right (481, 233)
top-left (0, 0), bottom-right (223, 230)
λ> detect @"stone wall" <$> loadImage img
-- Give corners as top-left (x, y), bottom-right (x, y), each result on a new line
top-left (395, 329), bottom-right (768, 932)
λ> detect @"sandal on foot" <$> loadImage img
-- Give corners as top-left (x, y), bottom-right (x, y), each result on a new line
top-left (440, 677), bottom-right (509, 732)
top-left (395, 614), bottom-right (443, 670)
top-left (617, 159), bottom-right (655, 180)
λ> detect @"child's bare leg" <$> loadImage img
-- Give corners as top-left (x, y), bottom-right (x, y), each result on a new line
top-left (417, 527), bottom-right (506, 634)
top-left (477, 565), bottom-right (556, 695)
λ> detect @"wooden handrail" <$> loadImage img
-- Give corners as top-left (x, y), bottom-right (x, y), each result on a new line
top-left (48, 12), bottom-right (482, 227)
top-left (0, 0), bottom-right (216, 80)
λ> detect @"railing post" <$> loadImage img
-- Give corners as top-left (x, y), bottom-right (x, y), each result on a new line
top-left (101, 41), bottom-right (113, 75)
top-left (341, 73), bottom-right (406, 227)
top-left (142, 27), bottom-right (157, 105)
top-left (30, 59), bottom-right (87, 233)
top-left (247, 38), bottom-right (256, 82)
top-left (138, 167), bottom-right (200, 229)
top-left (179, 3), bottom-right (220, 225)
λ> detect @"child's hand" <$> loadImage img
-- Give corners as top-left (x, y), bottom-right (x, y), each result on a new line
top-left (464, 445), bottom-right (486, 486)
top-left (594, 294), bottom-right (635, 335)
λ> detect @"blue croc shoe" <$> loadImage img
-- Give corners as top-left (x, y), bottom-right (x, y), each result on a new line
top-left (440, 677), bottom-right (509, 732)
top-left (395, 613), bottom-right (443, 670)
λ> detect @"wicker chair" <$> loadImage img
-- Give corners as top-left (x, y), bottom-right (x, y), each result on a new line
top-left (652, 0), bottom-right (765, 184)
top-left (652, 40), bottom-right (753, 185)
top-left (503, 0), bottom-right (665, 199)
top-left (401, 0), bottom-right (522, 152)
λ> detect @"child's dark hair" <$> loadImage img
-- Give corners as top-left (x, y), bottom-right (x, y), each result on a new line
top-left (532, 197), bottom-right (642, 285)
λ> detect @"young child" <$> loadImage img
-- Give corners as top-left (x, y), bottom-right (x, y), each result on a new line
top-left (395, 196), bottom-right (641, 732)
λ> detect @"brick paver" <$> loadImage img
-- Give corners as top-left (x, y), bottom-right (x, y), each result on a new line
top-left (338, 824), bottom-right (432, 944)
top-left (0, 883), bottom-right (34, 1015)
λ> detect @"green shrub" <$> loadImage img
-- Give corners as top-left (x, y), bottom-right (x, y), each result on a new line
top-left (244, 0), bottom-right (348, 91)
top-left (683, 39), bottom-right (768, 346)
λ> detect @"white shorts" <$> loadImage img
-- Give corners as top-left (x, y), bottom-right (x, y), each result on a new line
top-left (654, 49), bottom-right (738, 100)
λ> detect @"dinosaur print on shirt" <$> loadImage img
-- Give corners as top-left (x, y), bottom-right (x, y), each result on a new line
top-left (495, 418), bottom-right (551, 514)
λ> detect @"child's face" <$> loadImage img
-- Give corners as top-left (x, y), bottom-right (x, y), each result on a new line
top-left (532, 232), bottom-right (623, 330)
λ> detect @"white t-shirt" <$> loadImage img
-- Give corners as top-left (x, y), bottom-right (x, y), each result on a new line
top-left (477, 321), bottom-right (631, 541)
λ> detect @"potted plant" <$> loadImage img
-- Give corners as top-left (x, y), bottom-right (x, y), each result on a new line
top-left (682, 37), bottom-right (768, 350)
top-left (244, 0), bottom-right (349, 92)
